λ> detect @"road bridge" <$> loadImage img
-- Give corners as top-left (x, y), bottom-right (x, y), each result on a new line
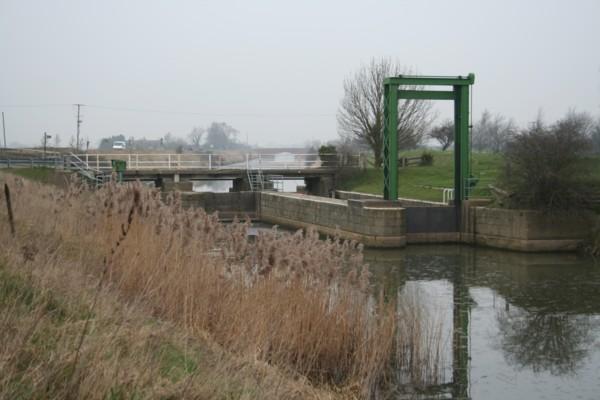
top-left (69, 152), bottom-right (360, 195)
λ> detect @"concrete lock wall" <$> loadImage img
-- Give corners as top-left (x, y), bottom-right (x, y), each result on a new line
top-left (260, 192), bottom-right (406, 247)
top-left (463, 207), bottom-right (592, 252)
top-left (178, 192), bottom-right (258, 221)
top-left (335, 190), bottom-right (446, 207)
top-left (167, 187), bottom-right (591, 252)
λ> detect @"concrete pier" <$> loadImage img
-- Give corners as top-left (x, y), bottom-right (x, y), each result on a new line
top-left (175, 190), bottom-right (593, 251)
top-left (260, 193), bottom-right (406, 247)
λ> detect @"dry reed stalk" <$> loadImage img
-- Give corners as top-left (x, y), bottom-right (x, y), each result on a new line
top-left (0, 173), bottom-right (445, 397)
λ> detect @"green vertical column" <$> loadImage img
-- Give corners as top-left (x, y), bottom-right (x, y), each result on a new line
top-left (383, 83), bottom-right (398, 200)
top-left (454, 85), bottom-right (470, 204)
top-left (452, 267), bottom-right (470, 399)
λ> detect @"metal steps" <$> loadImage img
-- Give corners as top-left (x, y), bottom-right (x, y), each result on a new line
top-left (247, 169), bottom-right (283, 192)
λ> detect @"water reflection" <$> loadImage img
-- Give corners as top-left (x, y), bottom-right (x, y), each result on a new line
top-left (497, 308), bottom-right (593, 376)
top-left (365, 245), bottom-right (600, 400)
top-left (192, 178), bottom-right (305, 193)
top-left (193, 180), bottom-right (233, 192)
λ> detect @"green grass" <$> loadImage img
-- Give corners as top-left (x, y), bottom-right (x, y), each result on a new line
top-left (7, 167), bottom-right (57, 184)
top-left (340, 150), bottom-right (503, 202)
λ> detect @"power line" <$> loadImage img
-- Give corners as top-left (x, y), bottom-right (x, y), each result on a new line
top-left (0, 103), bottom-right (335, 118)
top-left (84, 104), bottom-right (334, 118)
top-left (0, 104), bottom-right (72, 108)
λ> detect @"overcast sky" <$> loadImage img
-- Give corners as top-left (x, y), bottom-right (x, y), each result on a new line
top-left (1, 0), bottom-right (599, 148)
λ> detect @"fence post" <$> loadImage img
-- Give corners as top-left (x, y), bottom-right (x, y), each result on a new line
top-left (168, 154), bottom-right (171, 169)
top-left (4, 184), bottom-right (15, 237)
top-left (128, 154), bottom-right (131, 167)
top-left (96, 154), bottom-right (99, 170)
top-left (85, 153), bottom-right (89, 166)
top-left (208, 154), bottom-right (212, 170)
top-left (245, 153), bottom-right (249, 170)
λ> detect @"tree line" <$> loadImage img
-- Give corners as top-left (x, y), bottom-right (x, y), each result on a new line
top-left (98, 122), bottom-right (247, 152)
top-left (337, 57), bottom-right (600, 164)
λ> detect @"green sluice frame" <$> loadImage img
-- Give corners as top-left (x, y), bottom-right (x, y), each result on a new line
top-left (382, 74), bottom-right (475, 205)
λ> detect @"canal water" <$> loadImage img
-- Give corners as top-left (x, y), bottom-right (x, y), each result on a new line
top-left (192, 179), bottom-right (304, 193)
top-left (364, 245), bottom-right (600, 399)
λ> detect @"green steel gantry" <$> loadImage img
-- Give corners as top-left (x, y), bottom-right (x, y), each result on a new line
top-left (383, 74), bottom-right (475, 205)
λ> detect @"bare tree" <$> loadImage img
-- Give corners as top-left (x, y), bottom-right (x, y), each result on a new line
top-left (163, 132), bottom-right (187, 149)
top-left (337, 58), bottom-right (433, 168)
top-left (592, 118), bottom-right (600, 154)
top-left (205, 122), bottom-right (240, 149)
top-left (188, 127), bottom-right (205, 149)
top-left (428, 120), bottom-right (454, 151)
top-left (472, 110), bottom-right (517, 152)
top-left (554, 109), bottom-right (594, 140)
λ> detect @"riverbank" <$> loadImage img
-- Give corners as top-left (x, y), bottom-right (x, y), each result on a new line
top-left (0, 173), bottom-right (444, 398)
top-left (338, 150), bottom-right (600, 203)
top-left (339, 150), bottom-right (502, 202)
top-left (0, 262), bottom-right (329, 399)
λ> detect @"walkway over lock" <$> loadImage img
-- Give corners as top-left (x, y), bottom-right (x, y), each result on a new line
top-left (64, 152), bottom-right (360, 196)
top-left (70, 152), bottom-right (360, 171)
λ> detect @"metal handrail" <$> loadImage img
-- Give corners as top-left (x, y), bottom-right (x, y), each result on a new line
top-left (442, 188), bottom-right (454, 205)
top-left (68, 153), bottom-right (358, 170)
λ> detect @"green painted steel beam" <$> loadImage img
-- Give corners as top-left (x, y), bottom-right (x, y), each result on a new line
top-left (398, 90), bottom-right (455, 101)
top-left (382, 73), bottom-right (474, 204)
top-left (454, 84), bottom-right (470, 205)
top-left (383, 83), bottom-right (398, 200)
top-left (384, 73), bottom-right (475, 87)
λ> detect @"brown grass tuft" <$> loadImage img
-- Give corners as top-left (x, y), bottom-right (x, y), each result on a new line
top-left (0, 174), bottom-right (444, 398)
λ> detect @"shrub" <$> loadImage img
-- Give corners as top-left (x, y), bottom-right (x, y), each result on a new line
top-left (318, 144), bottom-right (338, 166)
top-left (420, 151), bottom-right (434, 166)
top-left (501, 117), bottom-right (592, 213)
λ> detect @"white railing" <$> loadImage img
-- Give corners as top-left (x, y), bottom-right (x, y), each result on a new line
top-left (70, 153), bottom-right (357, 171)
top-left (442, 188), bottom-right (454, 205)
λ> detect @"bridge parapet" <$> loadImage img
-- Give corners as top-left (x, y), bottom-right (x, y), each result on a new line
top-left (70, 152), bottom-right (360, 171)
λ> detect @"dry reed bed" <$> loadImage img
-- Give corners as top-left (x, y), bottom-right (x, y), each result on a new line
top-left (0, 174), bottom-right (443, 398)
top-left (0, 242), bottom-right (329, 399)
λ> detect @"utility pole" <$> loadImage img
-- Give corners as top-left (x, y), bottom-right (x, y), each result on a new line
top-left (75, 104), bottom-right (83, 151)
top-left (43, 132), bottom-right (52, 159)
top-left (1, 112), bottom-right (6, 152)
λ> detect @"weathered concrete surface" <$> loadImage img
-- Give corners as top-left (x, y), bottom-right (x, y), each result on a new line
top-left (335, 190), bottom-right (446, 207)
top-left (462, 207), bottom-right (592, 252)
top-left (305, 176), bottom-right (336, 196)
top-left (260, 192), bottom-right (406, 247)
top-left (162, 181), bottom-right (194, 191)
top-left (167, 187), bottom-right (591, 252)
top-left (178, 191), bottom-right (258, 220)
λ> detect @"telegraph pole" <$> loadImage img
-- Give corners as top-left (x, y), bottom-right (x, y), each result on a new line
top-left (75, 104), bottom-right (83, 151)
top-left (43, 132), bottom-right (52, 159)
top-left (1, 112), bottom-right (6, 151)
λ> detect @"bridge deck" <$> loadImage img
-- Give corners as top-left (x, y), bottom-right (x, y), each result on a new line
top-left (122, 167), bottom-right (338, 180)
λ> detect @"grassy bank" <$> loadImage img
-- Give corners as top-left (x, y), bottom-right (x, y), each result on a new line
top-left (0, 262), bottom-right (318, 399)
top-left (0, 173), bottom-right (444, 398)
top-left (5, 167), bottom-right (72, 187)
top-left (339, 150), bottom-right (502, 202)
top-left (7, 166), bottom-right (57, 182)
